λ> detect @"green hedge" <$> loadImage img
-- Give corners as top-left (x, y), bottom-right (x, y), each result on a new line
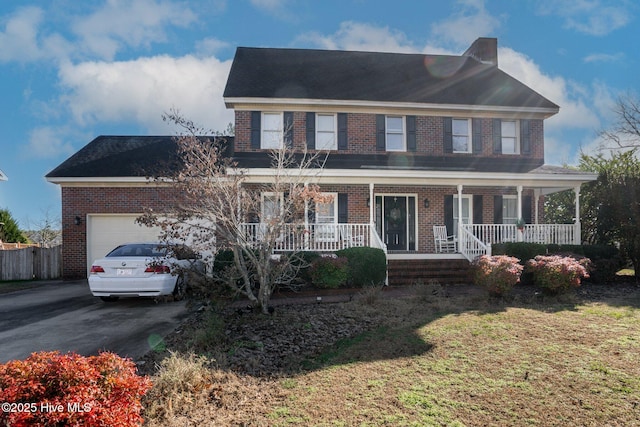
top-left (335, 247), bottom-right (387, 287)
top-left (492, 243), bottom-right (623, 284)
top-left (309, 256), bottom-right (348, 288)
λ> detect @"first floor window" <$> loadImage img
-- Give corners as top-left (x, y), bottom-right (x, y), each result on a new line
top-left (386, 116), bottom-right (405, 151)
top-left (502, 196), bottom-right (518, 224)
top-left (501, 120), bottom-right (519, 154)
top-left (314, 193), bottom-right (337, 241)
top-left (261, 192), bottom-right (283, 221)
top-left (262, 112), bottom-right (283, 149)
top-left (452, 118), bottom-right (471, 153)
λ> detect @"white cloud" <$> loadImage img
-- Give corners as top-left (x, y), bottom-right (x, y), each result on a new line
top-left (57, 55), bottom-right (234, 134)
top-left (24, 126), bottom-right (76, 159)
top-left (536, 0), bottom-right (632, 36)
top-left (499, 47), bottom-right (599, 132)
top-left (583, 52), bottom-right (624, 63)
top-left (430, 0), bottom-right (502, 48)
top-left (0, 6), bottom-right (46, 63)
top-left (195, 37), bottom-right (231, 56)
top-left (297, 21), bottom-right (417, 53)
top-left (71, 0), bottom-right (198, 60)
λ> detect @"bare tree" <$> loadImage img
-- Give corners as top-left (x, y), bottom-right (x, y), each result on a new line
top-left (599, 92), bottom-right (640, 150)
top-left (138, 111), bottom-right (329, 313)
top-left (23, 207), bottom-right (62, 248)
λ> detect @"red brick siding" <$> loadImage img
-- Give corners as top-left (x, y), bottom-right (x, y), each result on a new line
top-left (234, 111), bottom-right (545, 161)
top-left (61, 186), bottom-right (181, 279)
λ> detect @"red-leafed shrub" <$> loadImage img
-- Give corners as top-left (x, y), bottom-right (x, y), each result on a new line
top-left (527, 255), bottom-right (591, 294)
top-left (472, 255), bottom-right (523, 296)
top-left (0, 351), bottom-right (152, 427)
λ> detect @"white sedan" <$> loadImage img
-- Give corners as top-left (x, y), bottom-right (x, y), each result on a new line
top-left (88, 243), bottom-right (201, 302)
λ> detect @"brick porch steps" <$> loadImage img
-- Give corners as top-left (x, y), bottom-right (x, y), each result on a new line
top-left (387, 258), bottom-right (472, 286)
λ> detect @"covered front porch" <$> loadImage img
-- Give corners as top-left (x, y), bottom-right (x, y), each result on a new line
top-left (239, 165), bottom-right (597, 261)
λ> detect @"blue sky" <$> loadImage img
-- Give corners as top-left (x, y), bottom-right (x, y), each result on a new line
top-left (0, 0), bottom-right (637, 228)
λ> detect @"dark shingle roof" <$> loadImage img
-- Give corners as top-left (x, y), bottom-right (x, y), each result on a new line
top-left (46, 136), bottom-right (180, 178)
top-left (223, 47), bottom-right (558, 110)
top-left (46, 136), bottom-right (232, 179)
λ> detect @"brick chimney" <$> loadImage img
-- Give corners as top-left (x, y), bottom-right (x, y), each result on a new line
top-left (463, 37), bottom-right (498, 66)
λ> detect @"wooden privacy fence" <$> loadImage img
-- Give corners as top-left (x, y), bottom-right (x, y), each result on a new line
top-left (0, 245), bottom-right (62, 281)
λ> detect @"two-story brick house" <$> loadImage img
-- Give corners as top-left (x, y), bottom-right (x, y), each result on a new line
top-left (47, 38), bottom-right (596, 282)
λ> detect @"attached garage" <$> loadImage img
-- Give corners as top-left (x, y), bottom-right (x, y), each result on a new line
top-left (86, 214), bottom-right (161, 275)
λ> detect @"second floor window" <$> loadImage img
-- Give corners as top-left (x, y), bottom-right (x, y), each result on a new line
top-left (316, 114), bottom-right (337, 150)
top-left (386, 116), bottom-right (405, 151)
top-left (452, 118), bottom-right (471, 153)
top-left (501, 120), bottom-right (519, 154)
top-left (261, 112), bottom-right (283, 149)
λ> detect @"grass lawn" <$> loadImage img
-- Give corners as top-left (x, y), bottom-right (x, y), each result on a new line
top-left (144, 284), bottom-right (640, 426)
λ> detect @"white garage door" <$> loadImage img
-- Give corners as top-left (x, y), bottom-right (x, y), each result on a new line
top-left (86, 214), bottom-right (162, 274)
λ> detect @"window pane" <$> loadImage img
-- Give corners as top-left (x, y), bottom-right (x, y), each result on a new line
top-left (453, 136), bottom-right (469, 152)
top-left (452, 119), bottom-right (469, 135)
top-left (386, 134), bottom-right (404, 151)
top-left (316, 132), bottom-right (336, 150)
top-left (263, 113), bottom-right (281, 131)
top-left (317, 114), bottom-right (334, 131)
top-left (386, 116), bottom-right (403, 132)
top-left (502, 137), bottom-right (516, 154)
top-left (502, 120), bottom-right (516, 137)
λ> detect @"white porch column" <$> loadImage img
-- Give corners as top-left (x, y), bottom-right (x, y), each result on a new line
top-left (517, 185), bottom-right (523, 242)
top-left (533, 188), bottom-right (541, 225)
top-left (517, 185), bottom-right (523, 220)
top-left (369, 183), bottom-right (374, 225)
top-left (457, 184), bottom-right (463, 235)
top-left (303, 183), bottom-right (309, 249)
top-left (574, 185), bottom-right (581, 245)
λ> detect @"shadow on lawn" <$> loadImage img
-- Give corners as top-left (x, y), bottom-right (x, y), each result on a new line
top-left (140, 279), bottom-right (640, 378)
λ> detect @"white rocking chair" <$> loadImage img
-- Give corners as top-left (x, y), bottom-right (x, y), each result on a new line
top-left (433, 225), bottom-right (457, 253)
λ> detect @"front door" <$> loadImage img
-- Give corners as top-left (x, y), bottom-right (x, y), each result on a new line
top-left (375, 195), bottom-right (416, 251)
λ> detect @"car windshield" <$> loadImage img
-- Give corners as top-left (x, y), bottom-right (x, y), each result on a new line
top-left (106, 244), bottom-right (168, 258)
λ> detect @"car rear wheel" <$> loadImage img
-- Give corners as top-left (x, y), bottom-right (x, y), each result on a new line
top-left (172, 275), bottom-right (186, 301)
top-left (100, 296), bottom-right (119, 302)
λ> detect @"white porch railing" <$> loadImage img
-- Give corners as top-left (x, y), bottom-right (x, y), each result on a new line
top-left (459, 223), bottom-right (580, 261)
top-left (458, 225), bottom-right (491, 262)
top-left (239, 223), bottom-right (383, 253)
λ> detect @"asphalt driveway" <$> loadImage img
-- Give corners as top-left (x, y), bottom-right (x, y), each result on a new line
top-left (0, 280), bottom-right (190, 363)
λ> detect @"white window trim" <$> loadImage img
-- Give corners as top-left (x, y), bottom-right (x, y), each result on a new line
top-left (315, 113), bottom-right (337, 151)
top-left (501, 120), bottom-right (520, 155)
top-left (314, 192), bottom-right (338, 224)
top-left (261, 112), bottom-right (283, 150)
top-left (385, 115), bottom-right (406, 152)
top-left (452, 118), bottom-right (472, 154)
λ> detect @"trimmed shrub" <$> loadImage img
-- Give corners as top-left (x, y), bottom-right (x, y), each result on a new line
top-left (527, 255), bottom-right (590, 293)
top-left (472, 255), bottom-right (523, 296)
top-left (493, 243), bottom-right (621, 284)
top-left (289, 251), bottom-right (321, 284)
top-left (0, 351), bottom-right (151, 427)
top-left (309, 256), bottom-right (348, 288)
top-left (335, 247), bottom-right (387, 287)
